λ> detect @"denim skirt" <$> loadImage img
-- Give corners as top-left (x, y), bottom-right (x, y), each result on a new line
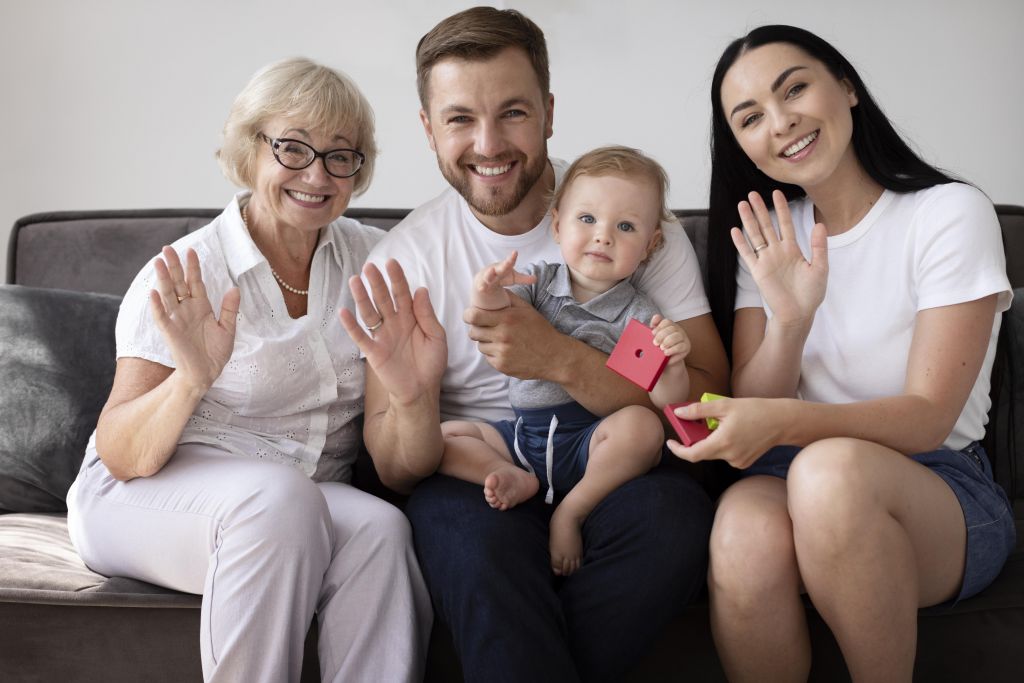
top-left (743, 442), bottom-right (1016, 602)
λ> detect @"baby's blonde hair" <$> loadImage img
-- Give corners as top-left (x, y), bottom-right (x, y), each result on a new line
top-left (551, 146), bottom-right (674, 223)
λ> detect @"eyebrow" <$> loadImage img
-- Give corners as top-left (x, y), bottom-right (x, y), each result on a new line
top-left (728, 65), bottom-right (808, 119)
top-left (437, 97), bottom-right (535, 118)
top-left (282, 128), bottom-right (352, 145)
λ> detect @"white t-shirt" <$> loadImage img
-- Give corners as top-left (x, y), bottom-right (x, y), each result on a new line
top-left (87, 192), bottom-right (383, 481)
top-left (367, 158), bottom-right (710, 423)
top-left (735, 183), bottom-right (1011, 450)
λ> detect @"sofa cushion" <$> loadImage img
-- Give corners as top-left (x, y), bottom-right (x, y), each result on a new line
top-left (987, 287), bottom-right (1024, 516)
top-left (0, 286), bottom-right (120, 513)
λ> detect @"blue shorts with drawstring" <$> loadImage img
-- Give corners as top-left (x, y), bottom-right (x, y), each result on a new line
top-left (742, 442), bottom-right (1016, 603)
top-left (488, 401), bottom-right (601, 498)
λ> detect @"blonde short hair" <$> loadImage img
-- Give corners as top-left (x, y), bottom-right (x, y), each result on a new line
top-left (217, 57), bottom-right (377, 196)
top-left (552, 146), bottom-right (674, 223)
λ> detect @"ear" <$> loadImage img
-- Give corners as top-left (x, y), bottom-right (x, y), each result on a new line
top-left (646, 227), bottom-right (664, 256)
top-left (544, 93), bottom-right (555, 140)
top-left (841, 78), bottom-right (858, 107)
top-left (419, 109), bottom-right (437, 152)
top-left (551, 206), bottom-right (561, 242)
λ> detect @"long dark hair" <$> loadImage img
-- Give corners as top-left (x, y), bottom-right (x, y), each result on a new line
top-left (707, 25), bottom-right (956, 352)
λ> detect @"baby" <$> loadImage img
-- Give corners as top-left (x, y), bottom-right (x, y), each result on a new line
top-left (439, 146), bottom-right (693, 575)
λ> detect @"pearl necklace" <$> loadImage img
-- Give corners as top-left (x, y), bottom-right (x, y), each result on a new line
top-left (241, 204), bottom-right (309, 296)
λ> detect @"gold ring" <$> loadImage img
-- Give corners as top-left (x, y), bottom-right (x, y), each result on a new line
top-left (366, 318), bottom-right (384, 331)
top-left (753, 243), bottom-right (769, 253)
top-left (176, 294), bottom-right (187, 303)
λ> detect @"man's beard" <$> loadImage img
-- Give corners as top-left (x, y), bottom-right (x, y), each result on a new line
top-left (438, 147), bottom-right (548, 217)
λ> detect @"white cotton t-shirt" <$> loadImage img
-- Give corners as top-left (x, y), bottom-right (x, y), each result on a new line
top-left (85, 192), bottom-right (383, 481)
top-left (735, 183), bottom-right (1011, 450)
top-left (367, 158), bottom-right (711, 423)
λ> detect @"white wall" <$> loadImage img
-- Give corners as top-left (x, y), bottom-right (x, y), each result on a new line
top-left (2, 0), bottom-right (1022, 283)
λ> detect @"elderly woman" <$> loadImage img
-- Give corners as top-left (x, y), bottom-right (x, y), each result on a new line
top-left (65, 58), bottom-right (432, 682)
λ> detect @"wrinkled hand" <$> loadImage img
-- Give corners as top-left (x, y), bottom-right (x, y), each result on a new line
top-left (650, 314), bottom-right (691, 366)
top-left (471, 250), bottom-right (537, 311)
top-left (731, 190), bottom-right (828, 328)
top-left (665, 396), bottom-right (789, 469)
top-left (339, 259), bottom-right (447, 404)
top-left (150, 246), bottom-right (240, 392)
top-left (464, 295), bottom-right (559, 380)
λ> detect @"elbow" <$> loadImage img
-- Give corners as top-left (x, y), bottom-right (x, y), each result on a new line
top-left (893, 417), bottom-right (955, 456)
top-left (912, 427), bottom-right (953, 455)
top-left (373, 461), bottom-right (430, 496)
top-left (97, 452), bottom-right (138, 482)
top-left (94, 430), bottom-right (157, 482)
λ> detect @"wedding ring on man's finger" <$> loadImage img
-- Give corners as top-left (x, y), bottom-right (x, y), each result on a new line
top-left (366, 318), bottom-right (384, 332)
top-left (753, 242), bottom-right (769, 254)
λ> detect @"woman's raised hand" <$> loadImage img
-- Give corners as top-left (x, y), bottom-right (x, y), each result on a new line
top-left (149, 246), bottom-right (240, 392)
top-left (730, 190), bottom-right (828, 328)
top-left (340, 259), bottom-right (447, 404)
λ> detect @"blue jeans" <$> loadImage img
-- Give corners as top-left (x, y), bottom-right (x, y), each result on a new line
top-left (406, 462), bottom-right (712, 683)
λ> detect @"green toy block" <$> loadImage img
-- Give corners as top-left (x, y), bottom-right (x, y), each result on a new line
top-left (700, 392), bottom-right (728, 430)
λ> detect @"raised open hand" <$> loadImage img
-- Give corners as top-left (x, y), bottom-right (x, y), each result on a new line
top-left (339, 259), bottom-right (447, 404)
top-left (471, 250), bottom-right (538, 311)
top-left (149, 246), bottom-right (240, 392)
top-left (730, 190), bottom-right (828, 327)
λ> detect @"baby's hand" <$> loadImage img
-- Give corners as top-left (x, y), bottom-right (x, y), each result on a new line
top-left (471, 251), bottom-right (537, 311)
top-left (651, 314), bottom-right (690, 366)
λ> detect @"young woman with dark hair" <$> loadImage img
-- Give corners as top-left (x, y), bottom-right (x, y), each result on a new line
top-left (706, 24), bottom-right (956, 350)
top-left (672, 25), bottom-right (1015, 681)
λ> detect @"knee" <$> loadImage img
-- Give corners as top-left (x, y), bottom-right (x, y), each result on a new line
top-left (406, 479), bottom-right (512, 575)
top-left (787, 439), bottom-right (874, 548)
top-left (352, 499), bottom-right (415, 555)
top-left (599, 405), bottom-right (664, 461)
top-left (233, 466), bottom-right (331, 551)
top-left (709, 495), bottom-right (796, 603)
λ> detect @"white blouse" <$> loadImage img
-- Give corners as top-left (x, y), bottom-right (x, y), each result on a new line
top-left (106, 192), bottom-right (382, 481)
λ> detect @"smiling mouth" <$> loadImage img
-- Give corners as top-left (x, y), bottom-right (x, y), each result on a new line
top-left (287, 190), bottom-right (328, 203)
top-left (782, 130), bottom-right (819, 158)
top-left (470, 162), bottom-right (514, 177)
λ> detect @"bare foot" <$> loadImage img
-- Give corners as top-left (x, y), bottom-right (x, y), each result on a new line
top-left (483, 466), bottom-right (539, 511)
top-left (549, 504), bottom-right (585, 576)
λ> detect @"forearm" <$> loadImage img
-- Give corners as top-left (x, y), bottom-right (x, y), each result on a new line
top-left (547, 334), bottom-right (653, 416)
top-left (649, 362), bottom-right (691, 408)
top-left (733, 318), bottom-right (811, 398)
top-left (95, 372), bottom-right (206, 480)
top-left (364, 390), bottom-right (444, 494)
top-left (775, 394), bottom-right (956, 455)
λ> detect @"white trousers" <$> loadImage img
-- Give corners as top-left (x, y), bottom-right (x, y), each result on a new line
top-left (67, 445), bottom-right (432, 683)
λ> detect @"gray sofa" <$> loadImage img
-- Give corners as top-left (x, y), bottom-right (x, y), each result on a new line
top-left (2, 206), bottom-right (1022, 682)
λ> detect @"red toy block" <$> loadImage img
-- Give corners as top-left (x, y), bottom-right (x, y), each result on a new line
top-left (663, 402), bottom-right (712, 446)
top-left (606, 319), bottom-right (668, 391)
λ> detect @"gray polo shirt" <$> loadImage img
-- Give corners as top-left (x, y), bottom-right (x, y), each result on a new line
top-left (505, 261), bottom-right (660, 410)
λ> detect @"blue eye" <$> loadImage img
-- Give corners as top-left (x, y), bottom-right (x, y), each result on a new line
top-left (578, 214), bottom-right (595, 224)
top-left (503, 109), bottom-right (526, 119)
top-left (617, 222), bottom-right (635, 232)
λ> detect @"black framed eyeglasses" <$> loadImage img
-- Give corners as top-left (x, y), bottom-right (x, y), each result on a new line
top-left (259, 133), bottom-right (365, 178)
